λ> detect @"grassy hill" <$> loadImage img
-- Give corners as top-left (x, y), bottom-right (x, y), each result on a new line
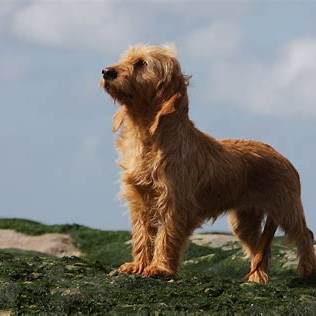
top-left (0, 218), bottom-right (316, 315)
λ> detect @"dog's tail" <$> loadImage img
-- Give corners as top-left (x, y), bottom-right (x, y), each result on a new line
top-left (244, 215), bottom-right (278, 281)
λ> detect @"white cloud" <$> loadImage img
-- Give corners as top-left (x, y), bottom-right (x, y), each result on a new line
top-left (0, 1), bottom-right (20, 33)
top-left (159, 1), bottom-right (250, 20)
top-left (209, 38), bottom-right (316, 118)
top-left (7, 0), bottom-right (250, 55)
top-left (7, 1), bottom-right (315, 119)
top-left (0, 1), bottom-right (19, 19)
top-left (10, 1), bottom-right (143, 54)
top-left (182, 22), bottom-right (241, 59)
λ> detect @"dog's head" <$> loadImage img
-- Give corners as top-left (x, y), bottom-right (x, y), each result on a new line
top-left (101, 44), bottom-right (190, 134)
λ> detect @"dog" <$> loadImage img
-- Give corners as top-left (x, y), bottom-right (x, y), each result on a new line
top-left (101, 44), bottom-right (316, 284)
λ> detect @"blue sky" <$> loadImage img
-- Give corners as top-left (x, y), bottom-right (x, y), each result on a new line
top-left (1, 0), bottom-right (316, 232)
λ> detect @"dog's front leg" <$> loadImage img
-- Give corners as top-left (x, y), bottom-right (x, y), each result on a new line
top-left (142, 209), bottom-right (190, 277)
top-left (119, 202), bottom-right (157, 275)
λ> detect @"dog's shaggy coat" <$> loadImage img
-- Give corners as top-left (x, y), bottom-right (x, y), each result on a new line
top-left (101, 45), bottom-right (316, 284)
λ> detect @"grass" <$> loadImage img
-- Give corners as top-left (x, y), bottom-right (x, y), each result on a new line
top-left (0, 218), bottom-right (316, 315)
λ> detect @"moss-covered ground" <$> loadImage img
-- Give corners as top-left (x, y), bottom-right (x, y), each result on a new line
top-left (0, 218), bottom-right (316, 315)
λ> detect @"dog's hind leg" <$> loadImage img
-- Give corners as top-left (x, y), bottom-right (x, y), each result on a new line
top-left (229, 208), bottom-right (263, 257)
top-left (244, 215), bottom-right (277, 284)
top-left (279, 200), bottom-right (316, 279)
top-left (228, 208), bottom-right (276, 284)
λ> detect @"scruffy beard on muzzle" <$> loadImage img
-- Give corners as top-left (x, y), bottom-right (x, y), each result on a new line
top-left (101, 80), bottom-right (134, 106)
top-left (99, 78), bottom-right (106, 89)
top-left (100, 79), bottom-right (118, 104)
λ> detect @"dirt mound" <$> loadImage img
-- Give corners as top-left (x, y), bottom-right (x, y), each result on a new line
top-left (191, 233), bottom-right (237, 249)
top-left (0, 229), bottom-right (81, 257)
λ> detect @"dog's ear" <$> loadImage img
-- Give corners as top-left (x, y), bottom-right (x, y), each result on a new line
top-left (149, 92), bottom-right (182, 135)
top-left (112, 106), bottom-right (127, 133)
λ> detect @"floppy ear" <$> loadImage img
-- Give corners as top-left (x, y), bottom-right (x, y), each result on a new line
top-left (112, 106), bottom-right (127, 133)
top-left (149, 92), bottom-right (181, 135)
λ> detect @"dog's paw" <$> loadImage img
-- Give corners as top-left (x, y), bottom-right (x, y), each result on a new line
top-left (118, 261), bottom-right (146, 274)
top-left (246, 269), bottom-right (269, 285)
top-left (142, 264), bottom-right (175, 278)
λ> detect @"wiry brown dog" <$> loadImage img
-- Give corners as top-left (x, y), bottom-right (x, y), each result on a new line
top-left (101, 44), bottom-right (316, 284)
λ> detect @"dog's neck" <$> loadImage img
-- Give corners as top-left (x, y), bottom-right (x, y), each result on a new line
top-left (120, 94), bottom-right (192, 147)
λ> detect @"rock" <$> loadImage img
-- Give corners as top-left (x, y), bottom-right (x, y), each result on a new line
top-left (0, 229), bottom-right (81, 257)
top-left (190, 233), bottom-right (238, 249)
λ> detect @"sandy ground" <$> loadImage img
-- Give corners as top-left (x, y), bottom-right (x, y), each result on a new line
top-left (0, 229), bottom-right (81, 257)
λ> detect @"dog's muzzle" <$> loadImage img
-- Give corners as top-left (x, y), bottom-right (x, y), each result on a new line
top-left (102, 67), bottom-right (117, 81)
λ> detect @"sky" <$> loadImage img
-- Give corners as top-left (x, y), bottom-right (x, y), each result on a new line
top-left (1, 0), bottom-right (316, 233)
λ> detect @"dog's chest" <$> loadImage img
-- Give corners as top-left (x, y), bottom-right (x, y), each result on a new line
top-left (118, 136), bottom-right (162, 188)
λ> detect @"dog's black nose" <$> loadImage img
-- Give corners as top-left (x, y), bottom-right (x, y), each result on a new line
top-left (102, 67), bottom-right (117, 80)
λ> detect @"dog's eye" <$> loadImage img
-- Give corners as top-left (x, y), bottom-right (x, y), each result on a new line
top-left (134, 59), bottom-right (147, 68)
